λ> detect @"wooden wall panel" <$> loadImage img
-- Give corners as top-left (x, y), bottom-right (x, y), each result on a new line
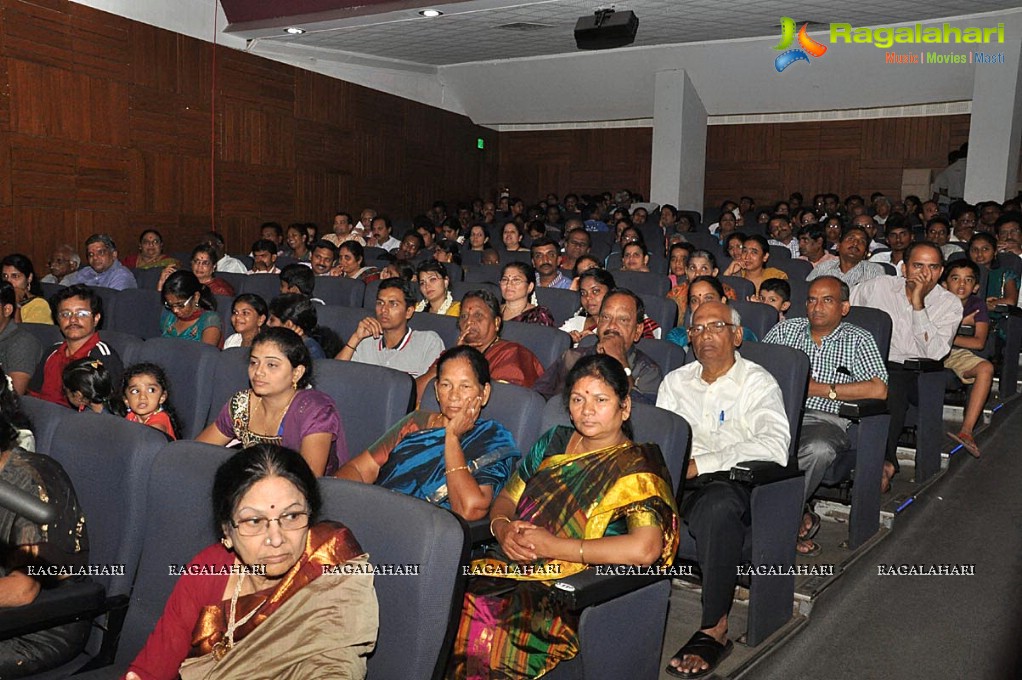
top-left (0, 0), bottom-right (493, 269)
top-left (705, 115), bottom-right (972, 209)
top-left (498, 128), bottom-right (653, 202)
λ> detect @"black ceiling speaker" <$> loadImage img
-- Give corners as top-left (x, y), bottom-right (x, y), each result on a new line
top-left (574, 9), bottom-right (639, 50)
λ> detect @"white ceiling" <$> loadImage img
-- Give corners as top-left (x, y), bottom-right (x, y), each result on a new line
top-left (232, 0), bottom-right (1022, 67)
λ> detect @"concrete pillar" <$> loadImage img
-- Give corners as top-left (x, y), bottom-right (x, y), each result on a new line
top-left (650, 69), bottom-right (707, 214)
top-left (964, 40), bottom-right (1022, 202)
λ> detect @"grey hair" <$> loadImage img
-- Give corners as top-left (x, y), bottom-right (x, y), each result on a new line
top-left (57, 244), bottom-right (81, 267)
top-left (730, 307), bottom-right (742, 327)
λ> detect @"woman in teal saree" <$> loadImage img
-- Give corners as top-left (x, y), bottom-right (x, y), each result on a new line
top-left (336, 345), bottom-right (520, 521)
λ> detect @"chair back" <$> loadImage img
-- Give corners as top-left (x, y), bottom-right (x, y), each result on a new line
top-left (21, 395), bottom-right (69, 459)
top-left (611, 270), bottom-right (671, 297)
top-left (735, 343), bottom-right (810, 462)
top-left (318, 305), bottom-right (372, 343)
top-left (535, 287), bottom-right (581, 326)
top-left (720, 275), bottom-right (755, 301)
top-left (773, 258), bottom-right (812, 282)
top-left (129, 337), bottom-right (219, 439)
top-left (731, 299), bottom-right (780, 340)
top-left (108, 442), bottom-right (232, 667)
top-left (316, 276), bottom-right (365, 307)
top-left (408, 312), bottom-right (460, 349)
top-left (239, 274), bottom-right (282, 304)
top-left (463, 264), bottom-right (502, 285)
top-left (109, 288), bottom-right (163, 339)
top-left (319, 478), bottom-right (469, 680)
top-left (845, 306), bottom-right (893, 363)
top-left (451, 280), bottom-right (499, 302)
top-left (312, 359), bottom-right (414, 456)
top-left (768, 245), bottom-right (792, 261)
top-left (99, 329), bottom-right (145, 365)
top-left (636, 337), bottom-right (688, 375)
top-left (638, 292), bottom-right (675, 332)
top-left (205, 347), bottom-right (253, 426)
top-left (499, 321), bottom-right (571, 371)
top-left (132, 267), bottom-right (164, 290)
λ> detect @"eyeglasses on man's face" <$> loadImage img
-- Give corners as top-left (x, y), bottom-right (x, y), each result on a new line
top-left (57, 310), bottom-right (94, 320)
top-left (687, 321), bottom-right (735, 337)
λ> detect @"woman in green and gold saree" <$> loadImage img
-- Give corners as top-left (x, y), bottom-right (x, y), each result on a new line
top-left (447, 353), bottom-right (679, 679)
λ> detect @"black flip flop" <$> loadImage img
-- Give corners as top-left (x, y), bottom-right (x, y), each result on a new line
top-left (801, 509), bottom-right (821, 540)
top-left (665, 631), bottom-right (735, 678)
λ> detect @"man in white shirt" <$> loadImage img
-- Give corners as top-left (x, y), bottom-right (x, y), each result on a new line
top-left (869, 221), bottom-right (912, 277)
top-left (657, 301), bottom-right (789, 678)
top-left (807, 226), bottom-right (885, 287)
top-left (248, 239), bottom-right (280, 274)
top-left (767, 215), bottom-right (800, 258)
top-left (367, 216), bottom-right (402, 252)
top-left (335, 278), bottom-right (444, 378)
top-left (203, 232), bottom-right (248, 274)
top-left (850, 242), bottom-right (962, 492)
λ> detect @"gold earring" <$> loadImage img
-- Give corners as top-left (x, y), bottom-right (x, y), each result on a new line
top-left (292, 380), bottom-right (298, 390)
top-left (221, 537), bottom-right (232, 549)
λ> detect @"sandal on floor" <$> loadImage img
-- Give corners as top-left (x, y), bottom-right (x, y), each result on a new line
top-left (880, 462), bottom-right (897, 494)
top-left (665, 631), bottom-right (735, 678)
top-left (796, 537), bottom-right (822, 557)
top-left (948, 431), bottom-right (981, 458)
top-left (800, 509), bottom-right (821, 540)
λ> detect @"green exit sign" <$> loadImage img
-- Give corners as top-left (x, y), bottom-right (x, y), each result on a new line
top-left (477, 138), bottom-right (485, 150)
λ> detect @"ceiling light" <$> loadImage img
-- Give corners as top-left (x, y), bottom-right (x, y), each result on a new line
top-left (419, 9), bottom-right (442, 17)
top-left (284, 27), bottom-right (305, 35)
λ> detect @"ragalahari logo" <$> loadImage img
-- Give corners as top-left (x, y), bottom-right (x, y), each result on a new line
top-left (774, 17), bottom-right (828, 72)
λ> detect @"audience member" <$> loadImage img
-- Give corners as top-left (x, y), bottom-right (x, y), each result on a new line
top-left (449, 354), bottom-right (678, 677)
top-left (870, 220), bottom-right (913, 275)
top-left (797, 224), bottom-right (837, 268)
top-left (807, 226), bottom-right (885, 287)
top-left (41, 244), bottom-right (80, 285)
top-left (223, 293), bottom-right (268, 349)
top-left (338, 345), bottom-right (519, 520)
top-left (29, 285), bottom-right (123, 406)
top-left (336, 241), bottom-right (380, 283)
top-left (925, 216), bottom-right (962, 260)
top-left (621, 241), bottom-right (651, 273)
top-left (667, 250), bottom-right (738, 325)
top-left (279, 263), bottom-right (322, 303)
top-left (501, 222), bottom-right (526, 253)
top-left (763, 276), bottom-right (888, 555)
top-left (324, 211), bottom-right (365, 247)
top-left (266, 294), bottom-right (340, 359)
top-left (415, 289), bottom-right (543, 399)
top-left (285, 223), bottom-right (311, 262)
top-left (755, 278), bottom-right (792, 319)
top-left (160, 244), bottom-right (235, 297)
top-left (723, 234), bottom-right (787, 295)
top-left (368, 215), bottom-right (401, 252)
top-left (0, 406), bottom-right (91, 676)
top-left (561, 228), bottom-right (591, 271)
top-left (62, 357), bottom-right (114, 414)
top-left (995, 212), bottom-right (1022, 256)
top-left (124, 445), bottom-right (377, 679)
top-left (159, 270), bottom-right (222, 346)
top-left (767, 215), bottom-right (799, 257)
top-left (336, 278), bottom-right (444, 378)
top-left (668, 242), bottom-right (695, 287)
top-left (119, 362), bottom-right (180, 440)
top-left (666, 276), bottom-right (757, 350)
top-left (413, 261), bottom-right (458, 317)
top-left (64, 234), bottom-right (137, 290)
top-left (499, 262), bottom-right (555, 326)
top-left (0, 282), bottom-right (42, 394)
top-left (1, 254), bottom-right (52, 325)
top-left (968, 232), bottom-right (1019, 336)
top-left (198, 327), bottom-right (346, 475)
top-left (202, 231), bottom-right (248, 274)
top-left (248, 239), bottom-right (281, 274)
top-left (560, 268), bottom-right (614, 345)
top-left (535, 289), bottom-right (662, 404)
top-left (940, 260), bottom-right (993, 457)
top-left (657, 301), bottom-right (789, 679)
top-left (850, 242), bottom-right (961, 492)
top-left (309, 240), bottom-right (339, 276)
top-left (121, 229), bottom-right (178, 270)
top-left (531, 237), bottom-right (572, 289)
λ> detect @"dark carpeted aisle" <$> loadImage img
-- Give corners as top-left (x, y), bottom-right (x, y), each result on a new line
top-left (746, 401), bottom-right (1022, 680)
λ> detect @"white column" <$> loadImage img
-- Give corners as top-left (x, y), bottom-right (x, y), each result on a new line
top-left (650, 69), bottom-right (707, 214)
top-left (964, 40), bottom-right (1022, 202)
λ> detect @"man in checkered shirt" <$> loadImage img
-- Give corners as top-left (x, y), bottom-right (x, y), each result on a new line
top-left (763, 276), bottom-right (888, 556)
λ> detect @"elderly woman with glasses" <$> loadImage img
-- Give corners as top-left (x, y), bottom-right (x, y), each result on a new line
top-left (122, 229), bottom-right (179, 270)
top-left (158, 270), bottom-right (223, 347)
top-left (499, 262), bottom-right (554, 326)
top-left (124, 445), bottom-right (378, 680)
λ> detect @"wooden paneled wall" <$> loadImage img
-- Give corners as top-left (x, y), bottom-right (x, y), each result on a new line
top-left (0, 0), bottom-right (497, 269)
top-left (704, 115), bottom-right (971, 210)
top-left (495, 116), bottom-right (971, 212)
top-left (497, 128), bottom-right (653, 204)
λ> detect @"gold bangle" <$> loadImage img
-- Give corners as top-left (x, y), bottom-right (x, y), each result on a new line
top-left (579, 539), bottom-right (586, 565)
top-left (445, 465), bottom-right (470, 475)
top-left (489, 516), bottom-right (512, 537)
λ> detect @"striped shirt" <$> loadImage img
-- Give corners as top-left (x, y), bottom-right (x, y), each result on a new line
top-left (763, 318), bottom-right (888, 415)
top-left (806, 259), bottom-right (886, 287)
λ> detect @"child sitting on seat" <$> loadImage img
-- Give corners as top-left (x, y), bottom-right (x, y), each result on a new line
top-left (755, 278), bottom-right (792, 320)
top-left (62, 358), bottom-right (113, 414)
top-left (940, 260), bottom-right (994, 457)
top-left (120, 362), bottom-right (179, 440)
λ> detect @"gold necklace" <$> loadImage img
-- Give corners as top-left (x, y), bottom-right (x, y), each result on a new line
top-left (257, 389), bottom-right (298, 435)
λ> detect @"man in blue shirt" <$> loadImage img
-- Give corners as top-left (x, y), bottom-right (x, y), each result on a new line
top-left (64, 234), bottom-right (137, 290)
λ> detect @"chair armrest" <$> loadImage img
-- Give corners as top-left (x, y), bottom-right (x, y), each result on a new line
top-left (956, 325), bottom-right (976, 337)
top-left (468, 519), bottom-right (492, 546)
top-left (550, 565), bottom-right (665, 611)
top-left (993, 304), bottom-right (1020, 316)
top-left (729, 460), bottom-right (801, 486)
top-left (898, 358), bottom-right (944, 372)
top-left (0, 580), bottom-right (110, 639)
top-left (839, 399), bottom-right (889, 420)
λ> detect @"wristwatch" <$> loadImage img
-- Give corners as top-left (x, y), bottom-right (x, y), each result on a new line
top-left (828, 382), bottom-right (838, 400)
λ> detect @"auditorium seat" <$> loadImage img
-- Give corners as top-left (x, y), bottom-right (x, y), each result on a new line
top-left (463, 263), bottom-right (502, 286)
top-left (408, 311), bottom-right (460, 349)
top-left (500, 321), bottom-right (571, 371)
top-left (204, 347), bottom-right (252, 427)
top-left (315, 276), bottom-right (365, 307)
top-left (129, 338), bottom-right (219, 439)
top-left (239, 274), bottom-right (282, 305)
top-left (731, 299), bottom-right (780, 340)
top-left (318, 305), bottom-right (372, 345)
top-left (612, 271), bottom-right (671, 297)
top-left (312, 358), bottom-right (414, 457)
top-left (535, 287), bottom-right (581, 326)
top-left (108, 288), bottom-right (163, 339)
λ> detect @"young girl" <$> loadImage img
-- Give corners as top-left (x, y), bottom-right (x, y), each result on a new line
top-left (223, 293), bottom-right (268, 349)
top-left (120, 363), bottom-right (179, 440)
top-left (63, 359), bottom-right (113, 414)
